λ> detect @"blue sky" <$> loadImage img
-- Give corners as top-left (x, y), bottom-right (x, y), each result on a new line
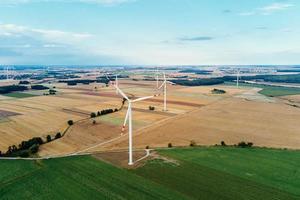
top-left (0, 0), bottom-right (299, 65)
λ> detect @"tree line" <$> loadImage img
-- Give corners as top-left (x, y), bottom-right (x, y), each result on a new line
top-left (90, 108), bottom-right (118, 118)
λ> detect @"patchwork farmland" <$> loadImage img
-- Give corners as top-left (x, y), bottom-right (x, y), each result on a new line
top-left (1, 67), bottom-right (300, 200)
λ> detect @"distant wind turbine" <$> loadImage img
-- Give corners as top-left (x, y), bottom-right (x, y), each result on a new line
top-left (236, 69), bottom-right (240, 88)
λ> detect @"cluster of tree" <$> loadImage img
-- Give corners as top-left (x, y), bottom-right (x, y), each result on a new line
top-left (179, 69), bottom-right (213, 75)
top-left (68, 120), bottom-right (74, 126)
top-left (31, 85), bottom-right (49, 90)
top-left (13, 74), bottom-right (33, 80)
top-left (149, 106), bottom-right (155, 111)
top-left (170, 73), bottom-right (300, 87)
top-left (172, 78), bottom-right (225, 86)
top-left (255, 74), bottom-right (300, 84)
top-left (219, 141), bottom-right (253, 148)
top-left (211, 88), bottom-right (226, 94)
top-left (0, 75), bottom-right (8, 80)
top-left (43, 89), bottom-right (56, 95)
top-left (91, 108), bottom-right (118, 118)
top-left (59, 79), bottom-right (96, 86)
top-left (97, 75), bottom-right (129, 80)
top-left (96, 75), bottom-right (129, 85)
top-left (96, 78), bottom-right (110, 85)
top-left (19, 80), bottom-right (30, 85)
top-left (49, 89), bottom-right (57, 95)
top-left (237, 141), bottom-right (253, 148)
top-left (0, 85), bottom-right (28, 94)
top-left (1, 137), bottom-right (43, 157)
top-left (223, 74), bottom-right (300, 84)
top-left (46, 132), bottom-right (62, 143)
top-left (30, 75), bottom-right (50, 80)
top-left (55, 75), bottom-right (81, 79)
top-left (277, 69), bottom-right (300, 73)
top-left (190, 140), bottom-right (196, 147)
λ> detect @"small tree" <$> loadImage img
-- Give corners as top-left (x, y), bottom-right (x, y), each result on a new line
top-left (168, 143), bottom-right (173, 148)
top-left (68, 120), bottom-right (74, 126)
top-left (20, 150), bottom-right (30, 158)
top-left (190, 140), bottom-right (196, 147)
top-left (247, 142), bottom-right (253, 147)
top-left (90, 112), bottom-right (96, 118)
top-left (30, 144), bottom-right (39, 154)
top-left (221, 141), bottom-right (226, 146)
top-left (238, 141), bottom-right (247, 148)
top-left (46, 135), bottom-right (52, 142)
top-left (145, 145), bottom-right (150, 149)
top-left (149, 106), bottom-right (155, 111)
top-left (55, 132), bottom-right (62, 139)
top-left (114, 108), bottom-right (118, 112)
top-left (93, 120), bottom-right (96, 125)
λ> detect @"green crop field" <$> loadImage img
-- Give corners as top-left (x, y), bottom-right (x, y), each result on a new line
top-left (258, 85), bottom-right (300, 97)
top-left (0, 156), bottom-right (185, 200)
top-left (1, 147), bottom-right (299, 200)
top-left (134, 147), bottom-right (300, 200)
top-left (3, 92), bottom-right (38, 98)
top-left (224, 81), bottom-right (300, 97)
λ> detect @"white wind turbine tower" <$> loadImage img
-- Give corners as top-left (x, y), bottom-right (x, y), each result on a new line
top-left (6, 66), bottom-right (9, 80)
top-left (115, 85), bottom-right (154, 165)
top-left (156, 67), bottom-right (159, 89)
top-left (115, 74), bottom-right (119, 94)
top-left (156, 72), bottom-right (173, 111)
top-left (236, 69), bottom-right (240, 88)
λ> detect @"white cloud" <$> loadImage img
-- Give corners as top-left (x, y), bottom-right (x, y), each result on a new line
top-left (260, 3), bottom-right (294, 13)
top-left (239, 2), bottom-right (295, 16)
top-left (0, 23), bottom-right (92, 44)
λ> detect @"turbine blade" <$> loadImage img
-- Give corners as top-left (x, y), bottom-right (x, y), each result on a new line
top-left (157, 80), bottom-right (166, 90)
top-left (132, 95), bottom-right (154, 102)
top-left (114, 85), bottom-right (129, 100)
top-left (166, 80), bottom-right (175, 85)
top-left (122, 106), bottom-right (130, 133)
top-left (105, 73), bottom-right (110, 80)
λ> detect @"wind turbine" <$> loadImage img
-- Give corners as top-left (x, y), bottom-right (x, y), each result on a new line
top-left (156, 67), bottom-right (159, 89)
top-left (236, 69), bottom-right (240, 88)
top-left (156, 72), bottom-right (174, 111)
top-left (114, 85), bottom-right (154, 165)
top-left (115, 74), bottom-right (119, 94)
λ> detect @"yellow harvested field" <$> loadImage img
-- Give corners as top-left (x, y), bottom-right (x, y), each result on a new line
top-left (1, 80), bottom-right (300, 156)
top-left (101, 97), bottom-right (300, 150)
top-left (39, 120), bottom-right (121, 156)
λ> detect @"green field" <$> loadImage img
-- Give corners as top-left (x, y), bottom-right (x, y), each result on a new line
top-left (134, 147), bottom-right (300, 200)
top-left (3, 92), bottom-right (38, 98)
top-left (258, 85), bottom-right (300, 97)
top-left (224, 81), bottom-right (300, 97)
top-left (0, 147), bottom-right (299, 200)
top-left (0, 156), bottom-right (185, 200)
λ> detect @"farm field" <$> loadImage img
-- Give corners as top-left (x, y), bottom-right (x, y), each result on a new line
top-left (224, 82), bottom-right (300, 97)
top-left (1, 79), bottom-right (300, 157)
top-left (0, 156), bottom-right (186, 200)
top-left (134, 147), bottom-right (300, 199)
top-left (2, 92), bottom-right (38, 98)
top-left (101, 95), bottom-right (300, 151)
top-left (0, 89), bottom-right (117, 152)
top-left (1, 147), bottom-right (299, 199)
